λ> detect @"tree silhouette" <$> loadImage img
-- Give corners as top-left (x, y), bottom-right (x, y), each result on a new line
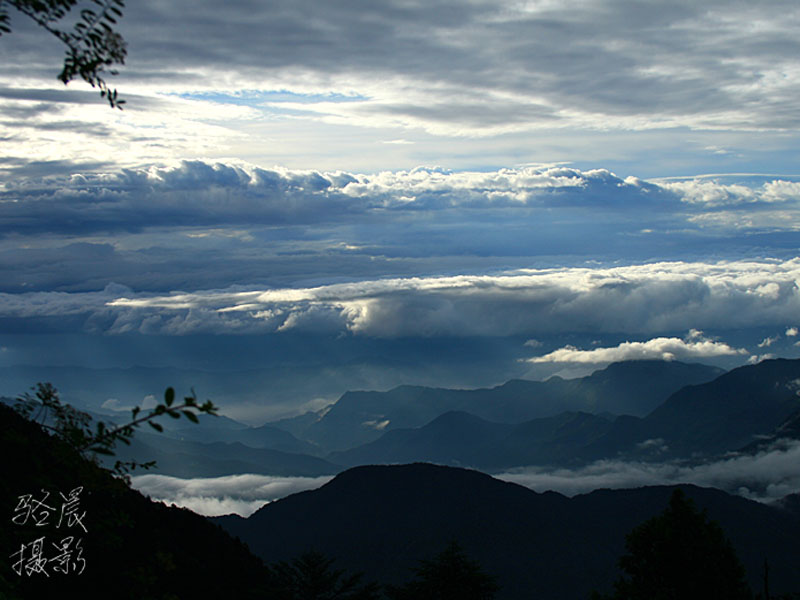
top-left (387, 541), bottom-right (499, 600)
top-left (14, 382), bottom-right (218, 481)
top-left (268, 550), bottom-right (381, 600)
top-left (601, 488), bottom-right (752, 600)
top-left (0, 0), bottom-right (127, 107)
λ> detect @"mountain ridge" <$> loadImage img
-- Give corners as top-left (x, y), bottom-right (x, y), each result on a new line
top-left (213, 462), bottom-right (800, 600)
top-left (274, 360), bottom-right (724, 452)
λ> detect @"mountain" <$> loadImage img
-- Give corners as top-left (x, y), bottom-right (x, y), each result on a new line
top-left (0, 403), bottom-right (271, 599)
top-left (214, 462), bottom-right (800, 600)
top-left (738, 406), bottom-right (800, 455)
top-left (165, 421), bottom-right (322, 455)
top-left (330, 410), bottom-right (613, 469)
top-left (585, 358), bottom-right (800, 459)
top-left (110, 430), bottom-right (340, 477)
top-left (544, 359), bottom-right (725, 416)
top-left (276, 360), bottom-right (723, 452)
top-left (307, 358), bottom-right (800, 472)
top-left (330, 411), bottom-right (514, 467)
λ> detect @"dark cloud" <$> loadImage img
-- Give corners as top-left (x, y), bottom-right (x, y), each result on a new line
top-left (0, 157), bottom-right (114, 179)
top-left (0, 86), bottom-right (105, 105)
top-left (3, 1), bottom-right (799, 133)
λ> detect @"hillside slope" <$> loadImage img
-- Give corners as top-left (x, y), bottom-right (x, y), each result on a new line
top-left (0, 404), bottom-right (270, 599)
top-left (215, 463), bottom-right (800, 600)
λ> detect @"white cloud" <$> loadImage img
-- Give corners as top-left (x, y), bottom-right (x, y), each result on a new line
top-left (758, 335), bottom-right (780, 348)
top-left (526, 335), bottom-right (747, 364)
top-left (786, 327), bottom-right (798, 337)
top-left (100, 398), bottom-right (133, 412)
top-left (496, 439), bottom-right (800, 503)
top-left (133, 441), bottom-right (800, 517)
top-left (0, 162), bottom-right (677, 237)
top-left (130, 473), bottom-right (333, 517)
top-left (748, 353), bottom-right (776, 365)
top-left (4, 258), bottom-right (800, 339)
top-left (662, 178), bottom-right (800, 208)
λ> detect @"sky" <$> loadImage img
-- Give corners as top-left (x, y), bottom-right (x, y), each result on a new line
top-left (3, 0), bottom-right (800, 423)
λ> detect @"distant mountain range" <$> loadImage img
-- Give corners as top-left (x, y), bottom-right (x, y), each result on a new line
top-left (109, 359), bottom-right (742, 476)
top-left (329, 409), bottom-right (614, 469)
top-left (7, 358), bottom-right (800, 481)
top-left (270, 360), bottom-right (724, 452)
top-left (111, 431), bottom-right (339, 478)
top-left (6, 357), bottom-right (800, 599)
top-left (214, 462), bottom-right (800, 600)
top-left (313, 358), bottom-right (800, 470)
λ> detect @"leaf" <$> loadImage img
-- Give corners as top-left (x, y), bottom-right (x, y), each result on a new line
top-left (182, 411), bottom-right (199, 424)
top-left (148, 421), bottom-right (163, 433)
top-left (164, 387), bottom-right (175, 406)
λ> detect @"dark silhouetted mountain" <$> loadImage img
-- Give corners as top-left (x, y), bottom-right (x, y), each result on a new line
top-left (738, 407), bottom-right (800, 456)
top-left (330, 411), bottom-right (513, 467)
top-left (586, 358), bottom-right (800, 459)
top-left (278, 360), bottom-right (722, 452)
top-left (301, 359), bottom-right (800, 471)
top-left (331, 410), bottom-right (613, 469)
top-left (548, 359), bottom-right (724, 416)
top-left (213, 463), bottom-right (800, 600)
top-left (771, 492), bottom-right (800, 521)
top-left (166, 421), bottom-right (321, 455)
top-left (0, 403), bottom-right (271, 599)
top-left (110, 430), bottom-right (340, 477)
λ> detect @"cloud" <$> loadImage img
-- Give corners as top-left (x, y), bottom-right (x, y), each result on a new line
top-left (758, 335), bottom-right (780, 348)
top-left (131, 440), bottom-right (800, 517)
top-left (748, 353), bottom-right (776, 365)
top-left (130, 473), bottom-right (333, 517)
top-left (0, 162), bottom-right (685, 237)
top-left (3, 0), bottom-right (800, 178)
top-left (6, 161), bottom-right (800, 246)
top-left (3, 258), bottom-right (800, 339)
top-left (497, 439), bottom-right (800, 503)
top-left (99, 1), bottom-right (800, 134)
top-left (526, 335), bottom-right (747, 364)
top-left (786, 327), bottom-right (798, 337)
top-left (100, 398), bottom-right (133, 412)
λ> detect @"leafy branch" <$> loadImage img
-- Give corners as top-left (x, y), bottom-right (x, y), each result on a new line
top-left (0, 0), bottom-right (127, 108)
top-left (14, 382), bottom-right (218, 481)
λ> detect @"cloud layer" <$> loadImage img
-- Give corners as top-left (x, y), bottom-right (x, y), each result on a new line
top-left (498, 439), bottom-right (800, 503)
top-left (130, 473), bottom-right (333, 517)
top-left (3, 1), bottom-right (800, 175)
top-left (131, 440), bottom-right (800, 517)
top-left (35, 1), bottom-right (800, 133)
top-left (4, 161), bottom-right (800, 238)
top-left (528, 335), bottom-right (748, 364)
top-left (1, 258), bottom-right (799, 344)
